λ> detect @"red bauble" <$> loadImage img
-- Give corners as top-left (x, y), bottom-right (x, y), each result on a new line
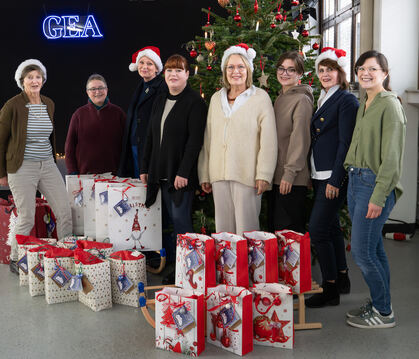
top-left (301, 30), bottom-right (309, 37)
top-left (270, 23), bottom-right (276, 29)
top-left (283, 14), bottom-right (287, 21)
top-left (275, 12), bottom-right (283, 21)
top-left (253, 316), bottom-right (273, 339)
top-left (291, 0), bottom-right (299, 5)
top-left (207, 65), bottom-right (213, 71)
top-left (254, 0), bottom-right (258, 13)
top-left (312, 42), bottom-right (319, 50)
top-left (221, 332), bottom-right (231, 348)
top-left (298, 13), bottom-right (303, 20)
top-left (262, 297), bottom-right (271, 306)
top-left (189, 49), bottom-right (198, 58)
top-left (210, 332), bottom-right (217, 341)
top-left (234, 11), bottom-right (241, 22)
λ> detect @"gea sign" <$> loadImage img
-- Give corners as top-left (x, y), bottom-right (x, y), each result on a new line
top-left (43, 15), bottom-right (103, 39)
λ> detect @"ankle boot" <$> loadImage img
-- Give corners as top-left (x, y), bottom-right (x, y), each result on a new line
top-left (305, 281), bottom-right (340, 308)
top-left (337, 270), bottom-right (351, 294)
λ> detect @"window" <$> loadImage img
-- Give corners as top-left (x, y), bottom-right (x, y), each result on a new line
top-left (320, 0), bottom-right (360, 83)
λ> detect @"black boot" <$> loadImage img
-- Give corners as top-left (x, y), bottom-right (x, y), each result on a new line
top-left (305, 281), bottom-right (340, 308)
top-left (337, 270), bottom-right (351, 294)
top-left (9, 260), bottom-right (19, 275)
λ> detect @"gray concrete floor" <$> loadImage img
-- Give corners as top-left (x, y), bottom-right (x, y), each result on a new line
top-left (1, 235), bottom-right (419, 359)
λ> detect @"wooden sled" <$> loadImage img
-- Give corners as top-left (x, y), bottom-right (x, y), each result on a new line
top-left (146, 248), bottom-right (167, 274)
top-left (293, 280), bottom-right (323, 330)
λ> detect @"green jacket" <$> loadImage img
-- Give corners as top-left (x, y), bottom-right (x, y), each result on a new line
top-left (0, 92), bottom-right (56, 177)
top-left (344, 91), bottom-right (406, 207)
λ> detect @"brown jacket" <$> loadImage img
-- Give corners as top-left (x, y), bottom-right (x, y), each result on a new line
top-left (0, 92), bottom-right (56, 177)
top-left (273, 84), bottom-right (313, 186)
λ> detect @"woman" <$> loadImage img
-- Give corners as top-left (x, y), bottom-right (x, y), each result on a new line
top-left (0, 59), bottom-right (72, 274)
top-left (118, 46), bottom-right (167, 178)
top-left (305, 48), bottom-right (359, 308)
top-left (344, 51), bottom-right (406, 329)
top-left (140, 54), bottom-right (207, 281)
top-left (198, 43), bottom-right (277, 235)
top-left (269, 51), bottom-right (313, 233)
top-left (65, 74), bottom-right (126, 175)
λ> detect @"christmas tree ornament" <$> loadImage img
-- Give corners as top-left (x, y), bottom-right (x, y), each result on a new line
top-left (234, 9), bottom-right (241, 22)
top-left (254, 0), bottom-right (258, 13)
top-left (207, 65), bottom-right (213, 71)
top-left (189, 49), bottom-right (198, 58)
top-left (312, 42), bottom-right (319, 50)
top-left (196, 54), bottom-right (204, 63)
top-left (291, 0), bottom-right (299, 6)
top-left (283, 14), bottom-right (287, 21)
top-left (275, 12), bottom-right (283, 21)
top-left (218, 0), bottom-right (230, 7)
top-left (291, 29), bottom-right (300, 40)
top-left (299, 13), bottom-right (303, 20)
top-left (270, 22), bottom-right (276, 29)
top-left (205, 41), bottom-right (216, 51)
top-left (255, 20), bottom-right (260, 31)
top-left (258, 57), bottom-right (269, 88)
top-left (301, 29), bottom-right (309, 37)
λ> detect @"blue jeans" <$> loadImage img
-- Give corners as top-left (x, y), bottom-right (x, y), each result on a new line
top-left (347, 167), bottom-right (395, 314)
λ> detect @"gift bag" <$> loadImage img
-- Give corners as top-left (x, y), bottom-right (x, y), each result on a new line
top-left (212, 232), bottom-right (248, 288)
top-left (57, 235), bottom-right (89, 250)
top-left (76, 239), bottom-right (113, 259)
top-left (109, 250), bottom-right (146, 307)
top-left (155, 287), bottom-right (205, 356)
top-left (243, 231), bottom-right (278, 285)
top-left (16, 235), bottom-right (55, 286)
top-left (44, 248), bottom-right (78, 304)
top-left (107, 184), bottom-right (162, 252)
top-left (27, 244), bottom-right (56, 297)
top-left (251, 283), bottom-right (293, 349)
top-left (0, 198), bottom-right (13, 264)
top-left (275, 230), bottom-right (311, 294)
top-left (74, 249), bottom-right (112, 312)
top-left (206, 285), bottom-right (253, 356)
top-left (175, 233), bottom-right (216, 293)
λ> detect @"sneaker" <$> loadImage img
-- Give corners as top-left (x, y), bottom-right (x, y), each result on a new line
top-left (346, 299), bottom-right (372, 318)
top-left (346, 306), bottom-right (396, 329)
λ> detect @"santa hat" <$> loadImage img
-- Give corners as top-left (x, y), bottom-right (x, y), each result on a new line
top-left (129, 46), bottom-right (163, 74)
top-left (221, 43), bottom-right (257, 72)
top-left (315, 47), bottom-right (347, 75)
top-left (14, 59), bottom-right (47, 90)
top-left (131, 209), bottom-right (141, 232)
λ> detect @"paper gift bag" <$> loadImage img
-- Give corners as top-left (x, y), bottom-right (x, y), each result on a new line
top-left (74, 249), bottom-right (112, 312)
top-left (27, 244), bottom-right (56, 297)
top-left (155, 287), bottom-right (205, 356)
top-left (212, 232), bottom-right (248, 288)
top-left (107, 184), bottom-right (162, 252)
top-left (275, 230), bottom-right (311, 294)
top-left (44, 248), bottom-right (78, 304)
top-left (57, 235), bottom-right (89, 250)
top-left (175, 233), bottom-right (216, 293)
top-left (76, 239), bottom-right (113, 259)
top-left (0, 198), bottom-right (13, 264)
top-left (243, 231), bottom-right (278, 285)
top-left (251, 283), bottom-right (293, 349)
top-left (109, 250), bottom-right (147, 307)
top-left (206, 285), bottom-right (253, 356)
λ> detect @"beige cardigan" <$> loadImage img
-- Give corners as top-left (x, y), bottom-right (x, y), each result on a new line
top-left (198, 87), bottom-right (277, 187)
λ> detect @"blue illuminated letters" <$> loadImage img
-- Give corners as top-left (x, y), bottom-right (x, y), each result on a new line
top-left (43, 15), bottom-right (103, 39)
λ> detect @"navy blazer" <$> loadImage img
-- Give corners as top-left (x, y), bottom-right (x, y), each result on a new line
top-left (310, 89), bottom-right (359, 188)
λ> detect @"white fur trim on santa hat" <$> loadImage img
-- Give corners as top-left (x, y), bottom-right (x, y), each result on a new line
top-left (14, 59), bottom-right (47, 90)
top-left (315, 48), bottom-right (347, 75)
top-left (221, 44), bottom-right (257, 72)
top-left (129, 49), bottom-right (163, 74)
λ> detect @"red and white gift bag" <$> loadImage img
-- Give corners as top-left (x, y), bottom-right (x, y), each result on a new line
top-left (27, 244), bottom-right (56, 297)
top-left (275, 230), bottom-right (311, 294)
top-left (212, 232), bottom-right (248, 288)
top-left (206, 285), bottom-right (253, 356)
top-left (175, 233), bottom-right (216, 293)
top-left (76, 239), bottom-right (114, 259)
top-left (109, 250), bottom-right (147, 307)
top-left (251, 283), bottom-right (293, 349)
top-left (155, 287), bottom-right (205, 356)
top-left (243, 231), bottom-right (278, 285)
top-left (0, 198), bottom-right (13, 264)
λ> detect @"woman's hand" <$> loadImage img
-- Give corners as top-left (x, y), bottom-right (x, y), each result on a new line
top-left (366, 202), bottom-right (383, 219)
top-left (255, 180), bottom-right (269, 195)
top-left (140, 174), bottom-right (148, 184)
top-left (0, 176), bottom-right (8, 187)
top-left (174, 176), bottom-right (188, 190)
top-left (279, 180), bottom-right (292, 195)
top-left (201, 182), bottom-right (212, 194)
top-left (325, 184), bottom-right (340, 199)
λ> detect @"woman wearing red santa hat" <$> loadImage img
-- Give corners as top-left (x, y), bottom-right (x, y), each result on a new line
top-left (0, 59), bottom-right (72, 274)
top-left (305, 47), bottom-right (359, 308)
top-left (118, 46), bottom-right (167, 178)
top-left (198, 43), bottom-right (277, 235)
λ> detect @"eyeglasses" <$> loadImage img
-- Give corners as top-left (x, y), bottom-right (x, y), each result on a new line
top-left (277, 67), bottom-right (297, 75)
top-left (87, 86), bottom-right (107, 92)
top-left (226, 65), bottom-right (247, 72)
top-left (356, 66), bottom-right (383, 74)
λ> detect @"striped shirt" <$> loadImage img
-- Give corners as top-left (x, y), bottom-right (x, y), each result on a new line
top-left (24, 103), bottom-right (53, 160)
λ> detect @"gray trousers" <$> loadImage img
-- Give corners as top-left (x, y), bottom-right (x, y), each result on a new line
top-left (7, 158), bottom-right (72, 260)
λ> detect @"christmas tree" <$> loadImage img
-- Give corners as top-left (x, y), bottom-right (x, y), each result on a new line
top-left (186, 0), bottom-right (320, 103)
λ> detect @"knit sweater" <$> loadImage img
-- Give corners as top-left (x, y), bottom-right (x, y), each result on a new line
top-left (273, 84), bottom-right (313, 186)
top-left (344, 91), bottom-right (406, 206)
top-left (65, 100), bottom-right (126, 174)
top-left (198, 86), bottom-right (278, 187)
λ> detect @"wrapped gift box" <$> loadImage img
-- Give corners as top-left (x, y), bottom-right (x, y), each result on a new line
top-left (251, 283), bottom-right (293, 349)
top-left (206, 285), bottom-right (253, 356)
top-left (275, 230), bottom-right (311, 294)
top-left (243, 231), bottom-right (278, 285)
top-left (175, 233), bottom-right (216, 293)
top-left (155, 287), bottom-right (205, 356)
top-left (27, 244), bottom-right (56, 297)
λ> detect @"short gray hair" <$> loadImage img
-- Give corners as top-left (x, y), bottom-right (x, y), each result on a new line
top-left (86, 74), bottom-right (107, 88)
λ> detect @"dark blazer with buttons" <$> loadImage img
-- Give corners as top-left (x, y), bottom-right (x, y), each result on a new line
top-left (310, 88), bottom-right (359, 188)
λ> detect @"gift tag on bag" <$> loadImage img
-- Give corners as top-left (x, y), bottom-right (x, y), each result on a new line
top-left (74, 190), bottom-right (83, 207)
top-left (173, 305), bottom-right (196, 333)
top-left (51, 267), bottom-right (72, 288)
top-left (250, 247), bottom-right (265, 268)
top-left (82, 275), bottom-right (94, 294)
top-left (99, 191), bottom-right (108, 204)
top-left (17, 255), bottom-right (29, 274)
top-left (117, 274), bottom-right (134, 293)
top-left (219, 304), bottom-right (241, 329)
top-left (31, 263), bottom-right (45, 281)
top-left (222, 248), bottom-right (237, 269)
top-left (185, 250), bottom-right (203, 272)
top-left (68, 274), bottom-right (83, 291)
top-left (113, 199), bottom-right (131, 217)
top-left (284, 247), bottom-right (299, 268)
